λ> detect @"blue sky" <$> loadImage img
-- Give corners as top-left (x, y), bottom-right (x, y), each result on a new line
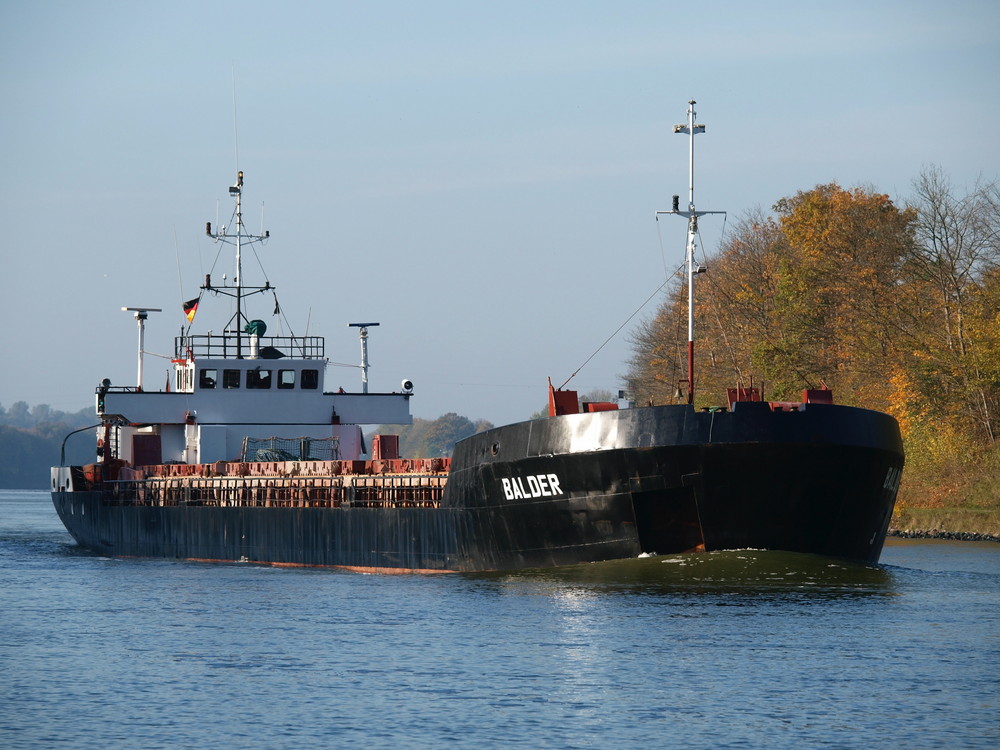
top-left (1, 1), bottom-right (998, 425)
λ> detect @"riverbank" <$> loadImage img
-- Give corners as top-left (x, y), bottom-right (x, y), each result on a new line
top-left (890, 441), bottom-right (1000, 543)
top-left (890, 506), bottom-right (1000, 543)
top-left (887, 529), bottom-right (1000, 543)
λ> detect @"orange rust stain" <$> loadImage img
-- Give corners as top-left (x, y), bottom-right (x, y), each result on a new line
top-left (179, 557), bottom-right (456, 574)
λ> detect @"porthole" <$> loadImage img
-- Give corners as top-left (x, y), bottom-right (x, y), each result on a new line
top-left (491, 442), bottom-right (500, 456)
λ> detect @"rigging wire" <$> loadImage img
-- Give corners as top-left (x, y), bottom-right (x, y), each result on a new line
top-left (654, 215), bottom-right (673, 281)
top-left (276, 299), bottom-right (299, 343)
top-left (247, 230), bottom-right (270, 283)
top-left (558, 269), bottom-right (682, 391)
top-left (174, 226), bottom-right (185, 307)
top-left (175, 225), bottom-right (199, 338)
top-left (205, 201), bottom-right (239, 279)
top-left (695, 218), bottom-right (749, 386)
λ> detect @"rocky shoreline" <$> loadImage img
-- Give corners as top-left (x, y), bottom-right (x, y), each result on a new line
top-left (887, 529), bottom-right (1000, 544)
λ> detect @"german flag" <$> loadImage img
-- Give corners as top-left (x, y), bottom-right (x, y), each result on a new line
top-left (183, 297), bottom-right (199, 323)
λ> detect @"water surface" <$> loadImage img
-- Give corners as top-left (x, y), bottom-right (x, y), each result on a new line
top-left (2, 489), bottom-right (997, 748)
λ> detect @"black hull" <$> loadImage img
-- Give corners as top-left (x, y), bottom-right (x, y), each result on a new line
top-left (52, 402), bottom-right (904, 571)
top-left (51, 494), bottom-right (465, 572)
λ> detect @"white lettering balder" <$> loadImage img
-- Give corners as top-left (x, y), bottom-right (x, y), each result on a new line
top-left (501, 474), bottom-right (563, 500)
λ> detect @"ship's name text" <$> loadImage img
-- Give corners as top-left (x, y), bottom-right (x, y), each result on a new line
top-left (501, 474), bottom-right (563, 500)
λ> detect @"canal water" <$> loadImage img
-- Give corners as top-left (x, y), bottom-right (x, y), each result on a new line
top-left (1, 489), bottom-right (997, 749)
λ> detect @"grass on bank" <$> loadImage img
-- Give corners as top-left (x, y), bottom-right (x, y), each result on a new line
top-left (891, 438), bottom-right (1000, 536)
top-left (891, 507), bottom-right (1000, 537)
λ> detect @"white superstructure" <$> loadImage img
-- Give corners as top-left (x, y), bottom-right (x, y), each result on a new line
top-left (95, 171), bottom-right (412, 466)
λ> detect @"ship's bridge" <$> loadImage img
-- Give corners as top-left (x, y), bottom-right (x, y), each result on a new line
top-left (94, 330), bottom-right (411, 466)
top-left (171, 333), bottom-right (328, 394)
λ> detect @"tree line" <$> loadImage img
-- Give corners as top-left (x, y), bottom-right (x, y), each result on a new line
top-left (372, 413), bottom-right (494, 458)
top-left (0, 402), bottom-right (495, 488)
top-left (370, 390), bottom-right (620, 460)
top-left (0, 402), bottom-right (97, 488)
top-left (626, 166), bottom-right (1000, 509)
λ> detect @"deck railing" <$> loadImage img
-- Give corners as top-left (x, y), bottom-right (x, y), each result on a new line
top-left (102, 473), bottom-right (446, 509)
top-left (174, 333), bottom-right (325, 360)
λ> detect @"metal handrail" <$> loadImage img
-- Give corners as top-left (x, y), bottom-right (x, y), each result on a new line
top-left (174, 333), bottom-right (325, 359)
top-left (60, 423), bottom-right (102, 466)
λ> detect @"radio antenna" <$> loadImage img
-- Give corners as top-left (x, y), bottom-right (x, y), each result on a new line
top-left (232, 64), bottom-right (240, 172)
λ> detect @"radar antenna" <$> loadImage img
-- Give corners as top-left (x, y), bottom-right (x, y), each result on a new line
top-left (349, 323), bottom-right (380, 394)
top-left (121, 307), bottom-right (162, 391)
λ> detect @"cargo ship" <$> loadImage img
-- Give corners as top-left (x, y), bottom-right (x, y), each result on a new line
top-left (51, 103), bottom-right (904, 572)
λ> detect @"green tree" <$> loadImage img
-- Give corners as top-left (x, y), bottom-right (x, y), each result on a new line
top-left (373, 413), bottom-right (493, 458)
top-left (3, 401), bottom-right (31, 428)
top-left (901, 167), bottom-right (1000, 442)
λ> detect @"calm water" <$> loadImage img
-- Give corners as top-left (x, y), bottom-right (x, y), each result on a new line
top-left (1, 489), bottom-right (997, 749)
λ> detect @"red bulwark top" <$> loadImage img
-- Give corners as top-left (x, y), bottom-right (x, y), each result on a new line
top-left (726, 387), bottom-right (761, 410)
top-left (372, 434), bottom-right (400, 461)
top-left (584, 402), bottom-right (618, 413)
top-left (803, 388), bottom-right (834, 404)
top-left (548, 381), bottom-right (580, 417)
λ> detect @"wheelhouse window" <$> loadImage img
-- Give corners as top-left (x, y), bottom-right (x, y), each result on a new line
top-left (223, 369), bottom-right (241, 389)
top-left (199, 369), bottom-right (218, 390)
top-left (247, 368), bottom-right (272, 389)
top-left (278, 369), bottom-right (296, 389)
top-left (301, 369), bottom-right (319, 390)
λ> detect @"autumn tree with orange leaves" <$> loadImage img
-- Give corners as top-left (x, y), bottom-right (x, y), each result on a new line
top-left (627, 171), bottom-right (1000, 516)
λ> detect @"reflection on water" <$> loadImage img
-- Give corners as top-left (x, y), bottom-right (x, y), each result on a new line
top-left (472, 550), bottom-right (896, 599)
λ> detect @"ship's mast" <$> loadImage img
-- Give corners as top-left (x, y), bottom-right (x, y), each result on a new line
top-left (234, 171), bottom-right (244, 356)
top-left (656, 100), bottom-right (725, 405)
top-left (204, 170), bottom-right (271, 358)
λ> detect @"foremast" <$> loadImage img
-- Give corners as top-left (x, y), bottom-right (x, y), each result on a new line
top-left (656, 100), bottom-right (725, 405)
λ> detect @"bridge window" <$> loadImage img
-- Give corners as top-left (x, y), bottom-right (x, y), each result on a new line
top-left (278, 369), bottom-right (296, 389)
top-left (199, 369), bottom-right (217, 389)
top-left (247, 369), bottom-right (272, 389)
top-left (223, 369), bottom-right (241, 389)
top-left (301, 369), bottom-right (319, 389)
